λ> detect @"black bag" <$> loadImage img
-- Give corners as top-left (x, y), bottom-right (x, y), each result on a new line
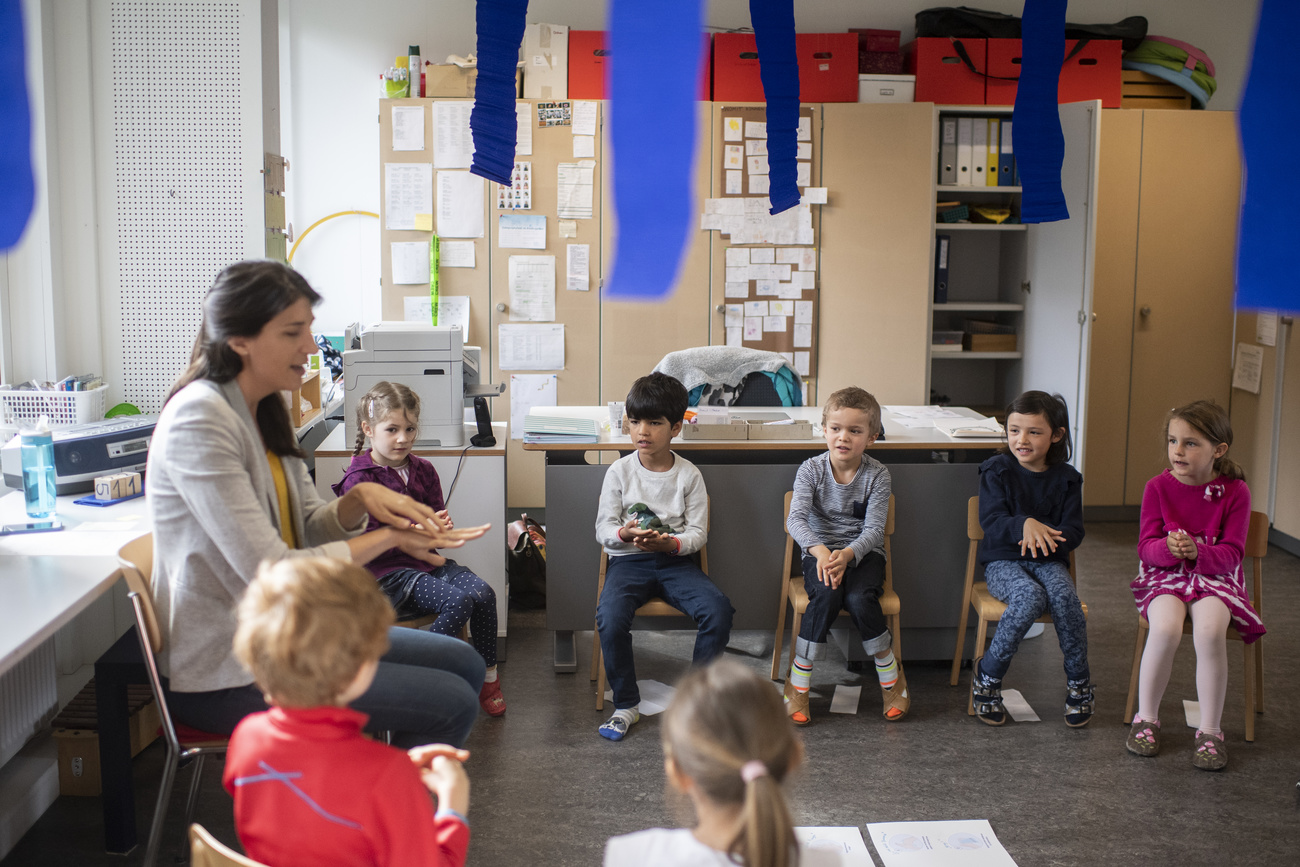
top-left (916, 7), bottom-right (1147, 52)
top-left (507, 515), bottom-right (547, 610)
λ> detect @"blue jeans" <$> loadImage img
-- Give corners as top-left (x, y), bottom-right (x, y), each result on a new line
top-left (796, 551), bottom-right (892, 659)
top-left (165, 627), bottom-right (485, 748)
top-left (596, 552), bottom-right (734, 709)
top-left (982, 559), bottom-right (1090, 684)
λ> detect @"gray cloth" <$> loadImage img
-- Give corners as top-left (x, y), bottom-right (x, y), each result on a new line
top-left (652, 346), bottom-right (796, 393)
top-left (148, 379), bottom-right (363, 692)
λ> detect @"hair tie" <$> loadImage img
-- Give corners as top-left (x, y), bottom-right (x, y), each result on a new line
top-left (740, 761), bottom-right (768, 783)
top-left (368, 398), bottom-right (374, 419)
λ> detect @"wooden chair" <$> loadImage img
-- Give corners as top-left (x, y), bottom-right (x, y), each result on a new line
top-left (590, 502), bottom-right (710, 710)
top-left (118, 534), bottom-right (230, 867)
top-left (947, 497), bottom-right (1086, 715)
top-left (1123, 510), bottom-right (1269, 741)
top-left (770, 492), bottom-right (900, 681)
top-left (190, 823), bottom-right (269, 867)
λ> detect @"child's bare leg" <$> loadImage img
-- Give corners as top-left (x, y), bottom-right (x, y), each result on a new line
top-left (1137, 595), bottom-right (1186, 722)
top-left (1189, 596), bottom-right (1231, 734)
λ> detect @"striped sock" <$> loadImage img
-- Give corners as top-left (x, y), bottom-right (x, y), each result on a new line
top-left (789, 656), bottom-right (813, 694)
top-left (874, 651), bottom-right (898, 689)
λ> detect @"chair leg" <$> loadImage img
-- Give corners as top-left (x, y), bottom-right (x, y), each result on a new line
top-left (890, 613), bottom-right (902, 667)
top-left (178, 754), bottom-right (207, 861)
top-left (1124, 622), bottom-right (1147, 725)
top-left (1255, 636), bottom-right (1264, 713)
top-left (771, 595), bottom-right (790, 681)
top-left (785, 609), bottom-right (804, 685)
top-left (143, 749), bottom-right (179, 867)
top-left (589, 621), bottom-right (600, 682)
top-left (969, 618), bottom-right (989, 716)
top-left (595, 643), bottom-right (606, 711)
top-left (950, 599), bottom-right (972, 686)
top-left (1244, 642), bottom-right (1256, 742)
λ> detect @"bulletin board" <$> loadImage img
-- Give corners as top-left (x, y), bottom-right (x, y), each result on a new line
top-left (704, 104), bottom-right (822, 380)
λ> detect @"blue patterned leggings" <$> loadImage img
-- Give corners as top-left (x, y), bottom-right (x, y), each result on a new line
top-left (982, 559), bottom-right (1089, 683)
top-left (382, 562), bottom-right (498, 668)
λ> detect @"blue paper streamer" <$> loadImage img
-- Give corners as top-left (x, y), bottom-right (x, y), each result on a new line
top-left (1, 0), bottom-right (34, 250)
top-left (1012, 0), bottom-right (1068, 224)
top-left (604, 0), bottom-right (705, 300)
top-left (1237, 0), bottom-right (1300, 312)
top-left (750, 0), bottom-right (800, 215)
top-left (470, 0), bottom-right (529, 186)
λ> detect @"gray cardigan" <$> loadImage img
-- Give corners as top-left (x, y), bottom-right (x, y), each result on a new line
top-left (147, 379), bottom-right (362, 692)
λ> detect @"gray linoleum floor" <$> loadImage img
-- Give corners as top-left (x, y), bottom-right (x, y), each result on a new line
top-left (5, 522), bottom-right (1300, 866)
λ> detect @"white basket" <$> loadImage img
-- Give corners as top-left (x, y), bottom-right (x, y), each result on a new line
top-left (0, 384), bottom-right (108, 429)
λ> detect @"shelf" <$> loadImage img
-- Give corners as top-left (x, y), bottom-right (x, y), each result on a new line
top-left (937, 185), bottom-right (1022, 194)
top-left (933, 302), bottom-right (1024, 312)
top-left (935, 223), bottom-right (1027, 232)
top-left (930, 351), bottom-right (1024, 360)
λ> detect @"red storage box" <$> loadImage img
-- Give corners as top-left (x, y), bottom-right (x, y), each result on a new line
top-left (904, 37), bottom-right (987, 105)
top-left (713, 32), bottom-right (859, 103)
top-left (569, 30), bottom-right (712, 100)
top-left (985, 38), bottom-right (1122, 107)
top-left (850, 28), bottom-right (900, 54)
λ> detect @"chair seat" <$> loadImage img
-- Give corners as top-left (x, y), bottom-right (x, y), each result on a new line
top-left (170, 723), bottom-right (229, 748)
top-left (787, 578), bottom-right (900, 618)
top-left (636, 598), bottom-right (683, 618)
top-left (970, 582), bottom-right (1088, 623)
top-left (396, 613), bottom-right (437, 629)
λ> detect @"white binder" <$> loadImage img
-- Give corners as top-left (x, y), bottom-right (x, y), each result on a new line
top-left (956, 117), bottom-right (973, 187)
top-left (971, 118), bottom-right (987, 185)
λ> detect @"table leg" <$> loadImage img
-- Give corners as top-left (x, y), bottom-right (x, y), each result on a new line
top-left (553, 630), bottom-right (576, 673)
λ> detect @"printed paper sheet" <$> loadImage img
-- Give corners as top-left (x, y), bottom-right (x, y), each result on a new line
top-left (385, 163), bottom-right (433, 230)
top-left (436, 171), bottom-right (485, 238)
top-left (498, 323), bottom-right (564, 370)
top-left (507, 255), bottom-right (556, 321)
top-left (866, 820), bottom-right (1018, 866)
top-left (509, 374), bottom-right (557, 439)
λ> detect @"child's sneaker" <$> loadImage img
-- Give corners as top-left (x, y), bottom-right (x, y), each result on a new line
top-left (1192, 729), bottom-right (1227, 771)
top-left (881, 667), bottom-right (910, 722)
top-left (479, 680), bottom-right (506, 717)
top-left (783, 678), bottom-right (811, 726)
top-left (1125, 717), bottom-right (1161, 757)
top-left (1064, 682), bottom-right (1094, 728)
top-left (598, 708), bottom-right (639, 741)
top-left (970, 656), bottom-right (1006, 726)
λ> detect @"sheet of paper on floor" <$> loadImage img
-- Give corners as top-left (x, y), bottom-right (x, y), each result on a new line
top-left (829, 684), bottom-right (861, 715)
top-left (795, 827), bottom-right (873, 866)
top-left (509, 374), bottom-right (557, 440)
top-left (999, 689), bottom-right (1039, 722)
top-left (1183, 699), bottom-right (1201, 728)
top-left (604, 679), bottom-right (675, 716)
top-left (867, 820), bottom-right (1018, 867)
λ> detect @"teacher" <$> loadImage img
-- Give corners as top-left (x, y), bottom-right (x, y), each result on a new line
top-left (148, 260), bottom-right (489, 747)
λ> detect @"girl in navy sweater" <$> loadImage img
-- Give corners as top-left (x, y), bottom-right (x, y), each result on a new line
top-left (970, 391), bottom-right (1090, 727)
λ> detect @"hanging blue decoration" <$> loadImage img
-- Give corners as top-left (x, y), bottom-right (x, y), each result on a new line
top-left (0, 0), bottom-right (34, 251)
top-left (1237, 0), bottom-right (1300, 312)
top-left (603, 0), bottom-right (705, 300)
top-left (750, 0), bottom-right (799, 215)
top-left (1012, 0), bottom-right (1068, 224)
top-left (470, 0), bottom-right (529, 186)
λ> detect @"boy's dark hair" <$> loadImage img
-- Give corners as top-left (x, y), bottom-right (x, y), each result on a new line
top-left (625, 372), bottom-right (689, 424)
top-left (1004, 390), bottom-right (1073, 465)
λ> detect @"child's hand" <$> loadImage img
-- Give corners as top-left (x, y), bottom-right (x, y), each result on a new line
top-left (618, 519), bottom-right (659, 545)
top-left (632, 530), bottom-right (677, 554)
top-left (1020, 518), bottom-right (1066, 558)
top-left (810, 546), bottom-right (835, 587)
top-left (1167, 530), bottom-right (1197, 560)
top-left (408, 745), bottom-right (470, 815)
top-left (824, 549), bottom-right (854, 589)
top-left (436, 509), bottom-right (454, 531)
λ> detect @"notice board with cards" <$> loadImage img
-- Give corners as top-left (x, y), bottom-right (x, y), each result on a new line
top-left (704, 104), bottom-right (822, 382)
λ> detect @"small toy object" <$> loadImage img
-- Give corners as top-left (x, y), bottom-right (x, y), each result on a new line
top-left (627, 503), bottom-right (665, 531)
top-left (95, 471), bottom-right (140, 502)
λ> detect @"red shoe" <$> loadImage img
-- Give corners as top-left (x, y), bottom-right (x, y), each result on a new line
top-left (479, 680), bottom-right (506, 716)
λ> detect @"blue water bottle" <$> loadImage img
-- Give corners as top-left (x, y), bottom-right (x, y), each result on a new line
top-left (20, 417), bottom-right (57, 519)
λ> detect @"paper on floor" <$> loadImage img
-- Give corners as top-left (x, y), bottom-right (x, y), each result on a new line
top-left (867, 820), bottom-right (1019, 866)
top-left (999, 689), bottom-right (1039, 722)
top-left (1183, 699), bottom-right (1201, 729)
top-left (604, 679), bottom-right (676, 716)
top-left (829, 684), bottom-right (862, 715)
top-left (795, 827), bottom-right (873, 866)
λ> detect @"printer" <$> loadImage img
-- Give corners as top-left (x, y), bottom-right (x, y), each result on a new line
top-left (343, 322), bottom-right (501, 448)
top-left (2, 415), bottom-right (157, 494)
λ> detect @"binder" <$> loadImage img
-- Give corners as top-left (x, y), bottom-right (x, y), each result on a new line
top-left (971, 118), bottom-right (986, 185)
top-left (999, 119), bottom-right (1014, 186)
top-left (956, 117), bottom-right (973, 186)
top-left (986, 118), bottom-right (1000, 187)
top-left (934, 233), bottom-right (950, 304)
top-left (939, 117), bottom-right (958, 185)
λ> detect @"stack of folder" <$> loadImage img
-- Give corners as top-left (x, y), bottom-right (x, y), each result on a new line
top-left (938, 116), bottom-right (1016, 188)
top-left (522, 413), bottom-right (601, 444)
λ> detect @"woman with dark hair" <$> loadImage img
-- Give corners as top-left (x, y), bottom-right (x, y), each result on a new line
top-left (148, 260), bottom-right (489, 747)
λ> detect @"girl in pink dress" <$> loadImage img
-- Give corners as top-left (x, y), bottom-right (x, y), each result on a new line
top-left (1127, 401), bottom-right (1264, 771)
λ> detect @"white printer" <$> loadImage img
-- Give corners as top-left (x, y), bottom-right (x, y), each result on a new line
top-left (343, 322), bottom-right (500, 448)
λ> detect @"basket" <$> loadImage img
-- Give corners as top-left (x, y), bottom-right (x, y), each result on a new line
top-left (0, 384), bottom-right (108, 429)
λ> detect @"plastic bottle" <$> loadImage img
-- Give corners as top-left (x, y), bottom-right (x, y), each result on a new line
top-left (408, 44), bottom-right (422, 98)
top-left (20, 416), bottom-right (56, 519)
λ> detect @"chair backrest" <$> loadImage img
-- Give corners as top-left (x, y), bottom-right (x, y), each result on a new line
top-left (1245, 510), bottom-right (1268, 616)
top-left (190, 823), bottom-right (268, 867)
top-left (118, 533), bottom-right (162, 654)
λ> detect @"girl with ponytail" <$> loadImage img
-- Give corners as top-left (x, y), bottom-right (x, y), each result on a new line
top-left (604, 659), bottom-right (841, 867)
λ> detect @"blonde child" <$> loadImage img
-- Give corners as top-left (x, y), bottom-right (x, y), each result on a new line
top-left (784, 387), bottom-right (909, 725)
top-left (225, 558), bottom-right (471, 867)
top-left (970, 391), bottom-right (1091, 727)
top-left (334, 381), bottom-right (505, 716)
top-left (1127, 400), bottom-right (1264, 770)
top-left (604, 659), bottom-right (841, 867)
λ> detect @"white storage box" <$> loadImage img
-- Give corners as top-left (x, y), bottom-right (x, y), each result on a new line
top-left (858, 73), bottom-right (916, 103)
top-left (0, 384), bottom-right (107, 429)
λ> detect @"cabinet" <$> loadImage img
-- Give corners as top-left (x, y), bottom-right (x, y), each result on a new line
top-left (1082, 110), bottom-right (1240, 508)
top-left (927, 103), bottom-right (1100, 458)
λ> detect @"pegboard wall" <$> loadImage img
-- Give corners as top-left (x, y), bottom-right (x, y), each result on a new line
top-left (106, 1), bottom-right (261, 412)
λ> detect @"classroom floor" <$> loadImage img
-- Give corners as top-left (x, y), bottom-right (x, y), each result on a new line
top-left (5, 521), bottom-right (1300, 866)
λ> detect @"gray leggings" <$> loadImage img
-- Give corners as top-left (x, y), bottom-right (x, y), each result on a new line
top-left (982, 559), bottom-right (1089, 683)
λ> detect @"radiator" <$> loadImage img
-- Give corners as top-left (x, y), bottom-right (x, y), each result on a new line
top-left (0, 640), bottom-right (58, 769)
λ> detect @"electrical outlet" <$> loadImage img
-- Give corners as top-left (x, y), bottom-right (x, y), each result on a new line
top-left (71, 757), bottom-right (83, 777)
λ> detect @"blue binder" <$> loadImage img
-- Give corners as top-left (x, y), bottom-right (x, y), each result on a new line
top-left (998, 119), bottom-right (1015, 186)
top-left (934, 234), bottom-right (951, 304)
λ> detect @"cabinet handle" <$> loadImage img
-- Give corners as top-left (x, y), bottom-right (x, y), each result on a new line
top-left (715, 304), bottom-right (725, 314)
top-left (496, 302), bottom-right (507, 313)
top-left (1140, 305), bottom-right (1151, 317)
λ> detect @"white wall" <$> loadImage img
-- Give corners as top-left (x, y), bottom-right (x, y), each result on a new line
top-left (283, 0), bottom-right (1261, 334)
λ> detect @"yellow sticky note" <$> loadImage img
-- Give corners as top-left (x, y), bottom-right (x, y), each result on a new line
top-left (414, 213), bottom-right (433, 232)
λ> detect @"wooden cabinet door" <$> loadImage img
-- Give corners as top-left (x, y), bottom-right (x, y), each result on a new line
top-left (1123, 111), bottom-right (1241, 504)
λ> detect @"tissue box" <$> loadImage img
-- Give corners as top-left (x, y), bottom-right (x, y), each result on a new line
top-left (95, 471), bottom-right (140, 501)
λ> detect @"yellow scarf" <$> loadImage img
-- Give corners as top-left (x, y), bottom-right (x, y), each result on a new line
top-left (265, 450), bottom-right (298, 548)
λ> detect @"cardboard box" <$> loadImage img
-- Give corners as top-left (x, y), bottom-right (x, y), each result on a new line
top-left (713, 33), bottom-right (859, 103)
top-left (904, 37), bottom-right (987, 106)
top-left (743, 419), bottom-right (814, 440)
top-left (52, 682), bottom-right (160, 797)
top-left (680, 420), bottom-right (749, 440)
top-left (568, 30), bottom-right (712, 100)
top-left (1121, 70), bottom-right (1191, 110)
top-left (963, 333), bottom-right (1018, 352)
top-left (985, 38), bottom-right (1122, 108)
top-left (523, 22), bottom-right (568, 99)
top-left (858, 74), bottom-right (915, 103)
top-left (858, 50), bottom-right (904, 75)
top-left (851, 28), bottom-right (901, 54)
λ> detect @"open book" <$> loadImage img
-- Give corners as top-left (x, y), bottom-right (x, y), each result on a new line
top-left (932, 416), bottom-right (1004, 439)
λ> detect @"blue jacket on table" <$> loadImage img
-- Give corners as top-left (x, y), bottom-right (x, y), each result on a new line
top-left (977, 452), bottom-right (1084, 566)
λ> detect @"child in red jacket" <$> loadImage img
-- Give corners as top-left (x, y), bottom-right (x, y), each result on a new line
top-left (224, 557), bottom-right (471, 867)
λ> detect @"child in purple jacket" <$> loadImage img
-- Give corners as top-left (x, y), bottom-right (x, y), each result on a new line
top-left (334, 381), bottom-right (505, 716)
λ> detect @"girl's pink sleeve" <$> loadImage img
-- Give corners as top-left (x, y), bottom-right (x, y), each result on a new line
top-left (1194, 484), bottom-right (1250, 576)
top-left (1137, 479), bottom-right (1180, 568)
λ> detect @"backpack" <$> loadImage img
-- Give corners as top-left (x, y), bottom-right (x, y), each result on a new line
top-left (507, 515), bottom-right (547, 610)
top-left (1122, 36), bottom-right (1217, 108)
top-left (915, 6), bottom-right (1148, 50)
